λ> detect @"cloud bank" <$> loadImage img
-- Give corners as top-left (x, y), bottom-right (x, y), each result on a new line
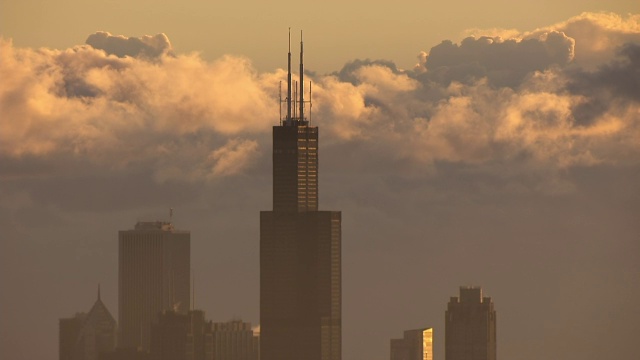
top-left (1, 13), bottom-right (639, 195)
top-left (85, 31), bottom-right (174, 59)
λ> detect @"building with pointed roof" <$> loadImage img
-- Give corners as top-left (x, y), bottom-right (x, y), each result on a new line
top-left (59, 287), bottom-right (117, 360)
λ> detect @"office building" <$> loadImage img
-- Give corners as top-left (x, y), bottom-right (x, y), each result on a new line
top-left (119, 221), bottom-right (190, 351)
top-left (59, 287), bottom-right (117, 360)
top-left (390, 328), bottom-right (433, 360)
top-left (149, 311), bottom-right (259, 360)
top-left (211, 319), bottom-right (259, 360)
top-left (445, 286), bottom-right (496, 360)
top-left (260, 32), bottom-right (342, 360)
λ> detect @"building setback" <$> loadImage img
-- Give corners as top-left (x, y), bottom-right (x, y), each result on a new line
top-left (445, 286), bottom-right (497, 360)
top-left (390, 328), bottom-right (433, 360)
top-left (118, 221), bottom-right (190, 351)
top-left (59, 288), bottom-right (117, 360)
top-left (260, 32), bottom-right (342, 360)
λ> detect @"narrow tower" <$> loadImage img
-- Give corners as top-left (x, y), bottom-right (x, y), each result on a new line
top-left (260, 31), bottom-right (342, 360)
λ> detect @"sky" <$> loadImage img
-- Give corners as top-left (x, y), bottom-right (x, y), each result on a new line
top-left (1, 1), bottom-right (640, 360)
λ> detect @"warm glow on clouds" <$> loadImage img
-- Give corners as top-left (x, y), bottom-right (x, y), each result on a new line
top-left (1, 13), bottom-right (639, 186)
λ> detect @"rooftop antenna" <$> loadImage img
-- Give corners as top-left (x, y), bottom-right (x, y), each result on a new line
top-left (287, 28), bottom-right (292, 122)
top-left (293, 80), bottom-right (297, 119)
top-left (169, 207), bottom-right (173, 224)
top-left (98, 283), bottom-right (101, 301)
top-left (299, 30), bottom-right (304, 122)
top-left (279, 81), bottom-right (283, 125)
top-left (192, 270), bottom-right (195, 311)
top-left (309, 81), bottom-right (312, 125)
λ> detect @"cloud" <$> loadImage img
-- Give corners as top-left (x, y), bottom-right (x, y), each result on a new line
top-left (1, 13), bottom-right (639, 199)
top-left (85, 31), bottom-right (174, 59)
top-left (0, 37), bottom-right (274, 185)
top-left (416, 31), bottom-right (574, 87)
top-left (465, 12), bottom-right (640, 69)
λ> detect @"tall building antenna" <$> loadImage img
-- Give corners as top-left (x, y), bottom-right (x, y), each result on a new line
top-left (279, 81), bottom-right (283, 125)
top-left (309, 81), bottom-right (312, 125)
top-left (287, 28), bottom-right (292, 122)
top-left (192, 270), bottom-right (195, 311)
top-left (299, 30), bottom-right (304, 122)
top-left (98, 283), bottom-right (101, 301)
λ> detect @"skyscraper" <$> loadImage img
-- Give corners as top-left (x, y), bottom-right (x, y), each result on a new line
top-left (445, 286), bottom-right (496, 360)
top-left (260, 32), bottom-right (342, 360)
top-left (59, 287), bottom-right (117, 360)
top-left (119, 221), bottom-right (190, 351)
top-left (390, 328), bottom-right (433, 360)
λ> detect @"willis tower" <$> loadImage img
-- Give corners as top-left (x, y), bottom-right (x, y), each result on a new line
top-left (260, 31), bottom-right (342, 360)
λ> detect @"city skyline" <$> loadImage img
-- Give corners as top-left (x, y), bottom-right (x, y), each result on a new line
top-left (2, 3), bottom-right (640, 360)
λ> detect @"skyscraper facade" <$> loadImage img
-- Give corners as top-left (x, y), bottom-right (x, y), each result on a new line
top-left (390, 328), bottom-right (433, 360)
top-left (119, 221), bottom-right (190, 351)
top-left (445, 286), bottom-right (496, 360)
top-left (260, 33), bottom-right (342, 360)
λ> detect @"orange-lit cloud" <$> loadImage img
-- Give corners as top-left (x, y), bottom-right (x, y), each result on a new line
top-left (1, 15), bottom-right (639, 190)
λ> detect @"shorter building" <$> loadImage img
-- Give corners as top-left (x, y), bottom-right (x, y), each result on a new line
top-left (445, 286), bottom-right (496, 360)
top-left (149, 311), bottom-right (259, 360)
top-left (59, 288), bottom-right (117, 360)
top-left (99, 348), bottom-right (150, 360)
top-left (390, 328), bottom-right (433, 360)
top-left (211, 319), bottom-right (260, 360)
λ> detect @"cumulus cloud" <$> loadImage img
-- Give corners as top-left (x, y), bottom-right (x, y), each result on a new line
top-left (1, 13), bottom-right (639, 196)
top-left (86, 31), bottom-right (174, 59)
top-left (415, 31), bottom-right (574, 87)
top-left (465, 12), bottom-right (640, 69)
top-left (0, 37), bottom-right (274, 183)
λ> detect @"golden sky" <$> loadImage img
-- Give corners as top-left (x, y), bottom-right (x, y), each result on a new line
top-left (1, 0), bottom-right (639, 71)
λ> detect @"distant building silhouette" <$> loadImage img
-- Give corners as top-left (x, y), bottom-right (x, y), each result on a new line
top-left (390, 328), bottom-right (433, 360)
top-left (59, 287), bottom-right (117, 360)
top-left (119, 221), bottom-right (190, 351)
top-left (260, 31), bottom-right (341, 360)
top-left (445, 286), bottom-right (496, 360)
top-left (150, 311), bottom-right (191, 360)
top-left (99, 347), bottom-right (150, 360)
top-left (149, 310), bottom-right (258, 360)
top-left (211, 319), bottom-right (259, 360)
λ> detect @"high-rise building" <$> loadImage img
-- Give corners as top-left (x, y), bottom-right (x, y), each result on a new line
top-left (390, 328), bottom-right (433, 360)
top-left (59, 287), bottom-right (117, 360)
top-left (260, 32), bottom-right (342, 360)
top-left (119, 221), bottom-right (190, 351)
top-left (445, 286), bottom-right (496, 360)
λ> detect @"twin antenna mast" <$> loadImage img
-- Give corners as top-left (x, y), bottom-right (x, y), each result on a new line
top-left (279, 28), bottom-right (312, 126)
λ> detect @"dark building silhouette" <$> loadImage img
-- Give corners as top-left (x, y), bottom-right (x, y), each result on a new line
top-left (59, 287), bottom-right (117, 360)
top-left (390, 328), bottom-right (433, 360)
top-left (150, 311), bottom-right (190, 360)
top-left (445, 286), bottom-right (496, 360)
top-left (99, 348), bottom-right (150, 360)
top-left (119, 221), bottom-right (190, 351)
top-left (149, 311), bottom-right (259, 360)
top-left (211, 320), bottom-right (260, 360)
top-left (260, 32), bottom-right (342, 360)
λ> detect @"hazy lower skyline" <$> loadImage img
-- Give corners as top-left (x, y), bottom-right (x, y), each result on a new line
top-left (1, 3), bottom-right (639, 360)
